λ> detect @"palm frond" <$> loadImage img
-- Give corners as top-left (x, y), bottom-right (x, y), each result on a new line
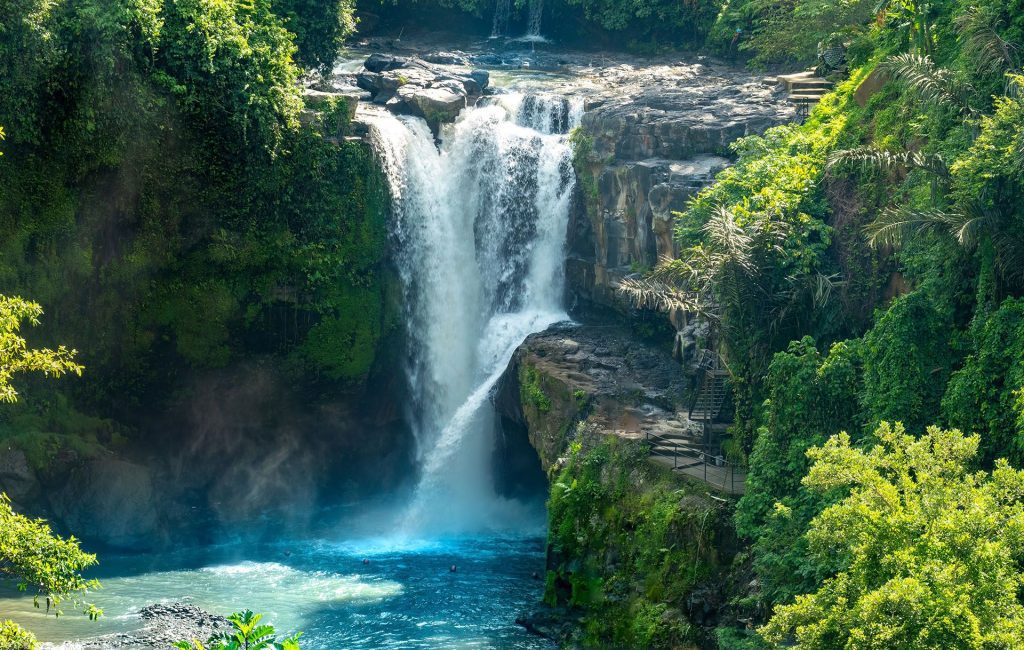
top-left (881, 53), bottom-right (973, 115)
top-left (826, 146), bottom-right (949, 178)
top-left (864, 205), bottom-right (972, 249)
top-left (991, 229), bottom-right (1024, 286)
top-left (617, 276), bottom-right (700, 313)
top-left (701, 206), bottom-right (753, 271)
top-left (955, 7), bottom-right (1018, 77)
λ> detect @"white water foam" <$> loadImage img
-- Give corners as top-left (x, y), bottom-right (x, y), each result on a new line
top-left (367, 95), bottom-right (581, 535)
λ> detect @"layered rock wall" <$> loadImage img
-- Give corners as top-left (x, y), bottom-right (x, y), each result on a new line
top-left (567, 64), bottom-right (796, 315)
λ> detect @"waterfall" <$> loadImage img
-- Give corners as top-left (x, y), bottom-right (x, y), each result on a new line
top-left (367, 96), bottom-right (583, 535)
top-left (526, 0), bottom-right (544, 39)
top-left (491, 0), bottom-right (512, 37)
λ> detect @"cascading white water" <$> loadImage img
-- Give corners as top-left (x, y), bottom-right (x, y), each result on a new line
top-left (526, 0), bottom-right (545, 38)
top-left (367, 95), bottom-right (583, 535)
top-left (491, 0), bottom-right (512, 37)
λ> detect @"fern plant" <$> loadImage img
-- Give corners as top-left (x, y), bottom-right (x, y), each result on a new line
top-left (174, 611), bottom-right (302, 650)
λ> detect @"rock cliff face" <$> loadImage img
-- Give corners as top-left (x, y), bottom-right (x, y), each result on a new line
top-left (567, 62), bottom-right (796, 315)
top-left (497, 323), bottom-right (739, 647)
top-left (497, 322), bottom-right (692, 472)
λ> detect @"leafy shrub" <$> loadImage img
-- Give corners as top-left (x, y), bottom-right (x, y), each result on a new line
top-left (943, 298), bottom-right (1024, 464)
top-left (736, 337), bottom-right (861, 603)
top-left (0, 620), bottom-right (36, 650)
top-left (761, 423), bottom-right (1024, 647)
top-left (174, 610), bottom-right (301, 650)
top-left (546, 436), bottom-right (719, 647)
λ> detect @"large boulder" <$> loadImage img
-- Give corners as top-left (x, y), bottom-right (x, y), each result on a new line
top-left (398, 86), bottom-right (468, 133)
top-left (423, 51), bottom-right (470, 66)
top-left (364, 53), bottom-right (409, 73)
top-left (49, 458), bottom-right (160, 549)
top-left (470, 70), bottom-right (490, 90)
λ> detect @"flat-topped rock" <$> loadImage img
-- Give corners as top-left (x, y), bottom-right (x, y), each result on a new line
top-left (497, 323), bottom-right (698, 471)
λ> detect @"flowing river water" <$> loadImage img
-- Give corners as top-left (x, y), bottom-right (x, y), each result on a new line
top-left (2, 86), bottom-right (582, 648)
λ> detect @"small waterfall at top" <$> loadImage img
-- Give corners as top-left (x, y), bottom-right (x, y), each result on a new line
top-left (367, 94), bottom-right (583, 535)
top-left (526, 0), bottom-right (545, 39)
top-left (491, 0), bottom-right (512, 37)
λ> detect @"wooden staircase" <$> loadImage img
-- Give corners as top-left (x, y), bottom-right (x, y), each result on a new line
top-left (778, 71), bottom-right (834, 117)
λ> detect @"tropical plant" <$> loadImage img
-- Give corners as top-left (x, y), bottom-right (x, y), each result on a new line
top-left (827, 68), bottom-right (1024, 292)
top-left (0, 296), bottom-right (82, 404)
top-left (618, 205), bottom-right (789, 344)
top-left (0, 294), bottom-right (95, 647)
top-left (174, 610), bottom-right (302, 650)
top-left (954, 3), bottom-right (1020, 79)
top-left (760, 423), bottom-right (1024, 648)
top-left (0, 495), bottom-right (101, 619)
top-left (880, 53), bottom-right (974, 116)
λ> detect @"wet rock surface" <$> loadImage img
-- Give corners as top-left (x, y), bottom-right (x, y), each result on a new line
top-left (315, 38), bottom-right (796, 315)
top-left (497, 322), bottom-right (697, 472)
top-left (41, 604), bottom-right (228, 650)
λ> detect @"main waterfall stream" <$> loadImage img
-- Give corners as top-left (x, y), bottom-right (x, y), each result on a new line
top-left (2, 91), bottom-right (580, 649)
top-left (368, 93), bottom-right (581, 536)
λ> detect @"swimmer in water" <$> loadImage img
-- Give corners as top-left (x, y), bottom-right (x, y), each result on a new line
top-left (450, 565), bottom-right (457, 573)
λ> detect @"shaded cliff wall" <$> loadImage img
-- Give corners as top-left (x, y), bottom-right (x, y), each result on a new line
top-left (497, 325), bottom-right (742, 648)
top-left (566, 69), bottom-right (795, 320)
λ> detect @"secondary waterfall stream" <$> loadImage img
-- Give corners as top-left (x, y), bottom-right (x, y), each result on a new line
top-left (368, 94), bottom-right (582, 535)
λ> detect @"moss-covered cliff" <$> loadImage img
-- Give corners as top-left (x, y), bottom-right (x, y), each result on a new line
top-left (502, 325), bottom-right (742, 648)
top-left (0, 0), bottom-right (412, 546)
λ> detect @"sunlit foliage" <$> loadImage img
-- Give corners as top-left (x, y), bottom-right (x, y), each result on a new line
top-left (761, 423), bottom-right (1024, 647)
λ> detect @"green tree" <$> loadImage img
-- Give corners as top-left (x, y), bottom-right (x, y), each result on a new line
top-left (736, 337), bottom-right (861, 603)
top-left (272, 0), bottom-right (356, 71)
top-left (0, 296), bottom-right (82, 403)
top-left (0, 295), bottom-right (95, 647)
top-left (174, 610), bottom-right (302, 650)
top-left (761, 423), bottom-right (1024, 648)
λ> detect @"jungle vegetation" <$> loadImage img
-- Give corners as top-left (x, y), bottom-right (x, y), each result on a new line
top-left (3, 0), bottom-right (1024, 648)
top-left (618, 0), bottom-right (1024, 646)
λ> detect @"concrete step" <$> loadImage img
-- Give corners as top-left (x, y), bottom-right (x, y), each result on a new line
top-left (651, 431), bottom-right (702, 442)
top-left (789, 96), bottom-right (825, 106)
top-left (791, 80), bottom-right (833, 90)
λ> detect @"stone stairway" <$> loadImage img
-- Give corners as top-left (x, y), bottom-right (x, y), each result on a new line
top-left (777, 70), bottom-right (834, 117)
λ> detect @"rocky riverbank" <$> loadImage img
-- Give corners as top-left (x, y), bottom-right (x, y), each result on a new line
top-left (40, 604), bottom-right (227, 650)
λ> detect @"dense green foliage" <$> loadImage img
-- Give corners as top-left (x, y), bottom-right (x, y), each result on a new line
top-left (761, 423), bottom-right (1024, 647)
top-left (602, 0), bottom-right (1024, 645)
top-left (363, 0), bottom-right (722, 47)
top-left (0, 494), bottom-right (100, 620)
top-left (273, 0), bottom-right (356, 70)
top-left (174, 610), bottom-right (302, 650)
top-left (0, 303), bottom-right (98, 648)
top-left (735, 337), bottom-right (860, 604)
top-left (0, 619), bottom-right (37, 650)
top-left (544, 434), bottom-right (725, 647)
top-left (0, 297), bottom-right (82, 404)
top-left (0, 0), bottom-right (393, 463)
